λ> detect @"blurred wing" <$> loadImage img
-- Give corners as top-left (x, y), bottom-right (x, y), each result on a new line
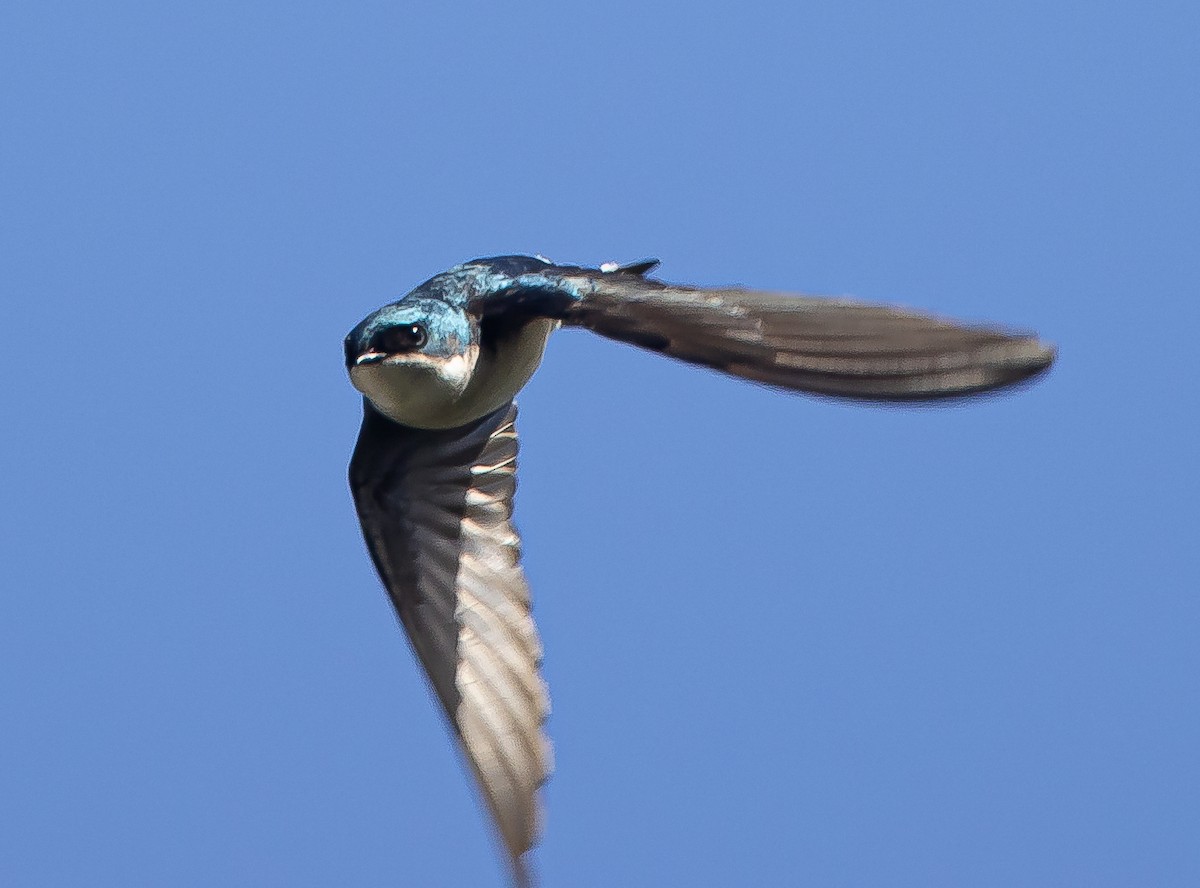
top-left (349, 401), bottom-right (550, 884)
top-left (558, 272), bottom-right (1056, 399)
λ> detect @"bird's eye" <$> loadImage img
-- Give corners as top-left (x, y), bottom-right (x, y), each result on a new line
top-left (376, 324), bottom-right (428, 353)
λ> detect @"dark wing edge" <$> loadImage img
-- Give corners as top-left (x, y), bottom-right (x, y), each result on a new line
top-left (349, 401), bottom-right (550, 885)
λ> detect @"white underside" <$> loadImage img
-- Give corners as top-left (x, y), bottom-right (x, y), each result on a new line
top-left (351, 319), bottom-right (558, 429)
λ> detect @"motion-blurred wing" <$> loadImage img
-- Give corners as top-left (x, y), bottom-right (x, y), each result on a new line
top-left (465, 259), bottom-right (1055, 400)
top-left (557, 271), bottom-right (1056, 399)
top-left (349, 401), bottom-right (549, 884)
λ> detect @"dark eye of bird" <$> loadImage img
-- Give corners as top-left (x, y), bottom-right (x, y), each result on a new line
top-left (376, 323), bottom-right (428, 354)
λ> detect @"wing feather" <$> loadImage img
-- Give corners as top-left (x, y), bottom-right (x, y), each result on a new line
top-left (461, 259), bottom-right (1055, 400)
top-left (556, 277), bottom-right (1055, 399)
top-left (349, 401), bottom-right (549, 884)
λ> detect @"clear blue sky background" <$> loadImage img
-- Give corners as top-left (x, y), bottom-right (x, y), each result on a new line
top-left (2, 2), bottom-right (1197, 886)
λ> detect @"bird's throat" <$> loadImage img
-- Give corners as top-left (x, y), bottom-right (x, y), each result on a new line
top-left (352, 319), bottom-right (557, 429)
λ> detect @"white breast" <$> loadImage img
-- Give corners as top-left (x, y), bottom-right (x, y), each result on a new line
top-left (351, 319), bottom-right (558, 429)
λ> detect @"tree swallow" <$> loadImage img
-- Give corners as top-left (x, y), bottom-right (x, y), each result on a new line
top-left (343, 255), bottom-right (1055, 884)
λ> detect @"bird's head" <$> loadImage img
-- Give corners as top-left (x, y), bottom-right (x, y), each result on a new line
top-left (345, 297), bottom-right (482, 429)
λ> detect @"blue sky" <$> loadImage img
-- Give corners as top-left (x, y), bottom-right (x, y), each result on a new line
top-left (2, 1), bottom-right (1197, 885)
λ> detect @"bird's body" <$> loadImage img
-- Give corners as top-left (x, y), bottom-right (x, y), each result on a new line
top-left (343, 256), bottom-right (1055, 885)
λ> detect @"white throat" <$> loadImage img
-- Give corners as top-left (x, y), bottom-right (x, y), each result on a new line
top-left (351, 318), bottom-right (558, 429)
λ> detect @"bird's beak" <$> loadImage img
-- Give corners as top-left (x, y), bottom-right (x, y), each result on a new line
top-left (355, 351), bottom-right (387, 366)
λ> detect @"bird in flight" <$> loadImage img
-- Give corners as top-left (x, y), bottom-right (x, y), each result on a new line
top-left (343, 255), bottom-right (1055, 885)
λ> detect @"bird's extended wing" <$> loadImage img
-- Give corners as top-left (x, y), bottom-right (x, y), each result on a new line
top-left (465, 259), bottom-right (1056, 400)
top-left (349, 400), bottom-right (549, 884)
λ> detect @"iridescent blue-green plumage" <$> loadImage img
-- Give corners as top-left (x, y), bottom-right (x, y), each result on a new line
top-left (344, 255), bottom-right (1056, 887)
top-left (347, 256), bottom-right (1055, 401)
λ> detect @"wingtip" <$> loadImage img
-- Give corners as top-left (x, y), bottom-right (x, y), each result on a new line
top-left (1007, 335), bottom-right (1057, 380)
top-left (510, 851), bottom-right (537, 888)
top-left (943, 333), bottom-right (1056, 399)
top-left (1038, 340), bottom-right (1058, 369)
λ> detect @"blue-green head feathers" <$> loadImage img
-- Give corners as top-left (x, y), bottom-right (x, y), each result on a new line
top-left (344, 297), bottom-right (476, 368)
